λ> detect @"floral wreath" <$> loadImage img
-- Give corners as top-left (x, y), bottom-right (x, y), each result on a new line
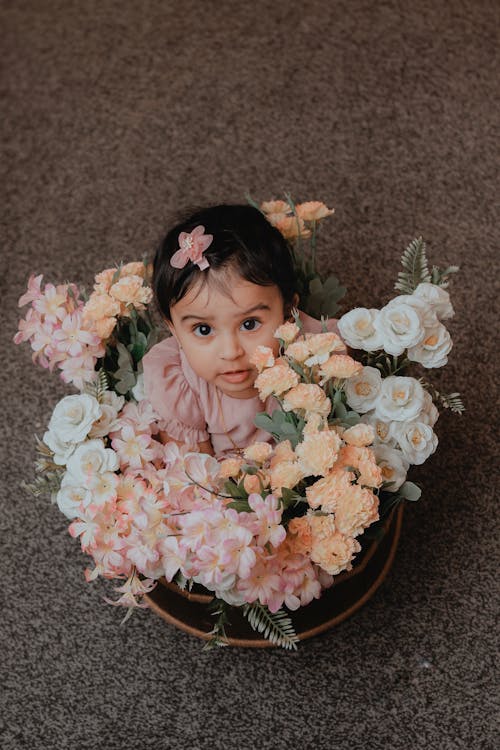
top-left (14, 196), bottom-right (463, 649)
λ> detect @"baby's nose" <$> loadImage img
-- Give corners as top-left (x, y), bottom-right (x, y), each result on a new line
top-left (220, 333), bottom-right (244, 360)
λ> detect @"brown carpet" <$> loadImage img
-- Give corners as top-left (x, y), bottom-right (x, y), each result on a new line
top-left (1, 1), bottom-right (499, 748)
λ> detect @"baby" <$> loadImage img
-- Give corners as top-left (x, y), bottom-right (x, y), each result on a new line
top-left (143, 204), bottom-right (343, 456)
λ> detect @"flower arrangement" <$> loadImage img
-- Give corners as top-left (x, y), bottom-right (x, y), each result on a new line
top-left (14, 199), bottom-right (463, 649)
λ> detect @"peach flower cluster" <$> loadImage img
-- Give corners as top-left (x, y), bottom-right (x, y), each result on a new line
top-left (260, 199), bottom-right (334, 240)
top-left (83, 261), bottom-right (153, 339)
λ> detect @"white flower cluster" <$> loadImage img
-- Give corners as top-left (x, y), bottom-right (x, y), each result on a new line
top-left (344, 369), bottom-right (439, 491)
top-left (338, 282), bottom-right (454, 368)
top-left (43, 392), bottom-right (124, 518)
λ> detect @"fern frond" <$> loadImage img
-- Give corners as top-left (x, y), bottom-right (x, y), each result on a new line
top-left (83, 369), bottom-right (110, 402)
top-left (439, 391), bottom-right (465, 414)
top-left (243, 602), bottom-right (299, 650)
top-left (394, 237), bottom-right (431, 294)
top-left (21, 471), bottom-right (62, 499)
top-left (203, 599), bottom-right (230, 650)
top-left (420, 380), bottom-right (465, 414)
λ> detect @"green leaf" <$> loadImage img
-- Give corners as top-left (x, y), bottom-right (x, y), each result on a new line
top-left (398, 481), bottom-right (422, 502)
top-left (113, 342), bottom-right (137, 395)
top-left (394, 237), bottom-right (432, 294)
top-left (280, 488), bottom-right (306, 509)
top-left (223, 479), bottom-right (248, 500)
top-left (242, 602), bottom-right (299, 650)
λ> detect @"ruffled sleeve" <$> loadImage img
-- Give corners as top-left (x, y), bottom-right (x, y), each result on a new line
top-left (142, 337), bottom-right (209, 447)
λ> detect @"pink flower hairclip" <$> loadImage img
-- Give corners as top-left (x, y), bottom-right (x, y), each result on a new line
top-left (170, 225), bottom-right (213, 271)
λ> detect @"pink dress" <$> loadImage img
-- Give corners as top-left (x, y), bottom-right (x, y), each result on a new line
top-left (142, 311), bottom-right (344, 456)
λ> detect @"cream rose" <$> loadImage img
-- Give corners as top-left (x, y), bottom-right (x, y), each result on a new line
top-left (337, 308), bottom-right (384, 352)
top-left (393, 421), bottom-right (438, 465)
top-left (360, 411), bottom-right (397, 445)
top-left (48, 394), bottom-right (102, 445)
top-left (407, 323), bottom-right (452, 369)
top-left (419, 390), bottom-right (439, 427)
top-left (372, 444), bottom-right (409, 491)
top-left (376, 297), bottom-right (429, 355)
top-left (375, 376), bottom-right (425, 422)
top-left (66, 439), bottom-right (119, 485)
top-left (413, 282), bottom-right (454, 320)
top-left (344, 366), bottom-right (382, 413)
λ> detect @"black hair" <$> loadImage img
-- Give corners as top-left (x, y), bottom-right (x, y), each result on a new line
top-left (153, 204), bottom-right (297, 321)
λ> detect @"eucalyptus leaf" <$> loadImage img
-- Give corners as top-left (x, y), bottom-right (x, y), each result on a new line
top-left (398, 481), bottom-right (422, 502)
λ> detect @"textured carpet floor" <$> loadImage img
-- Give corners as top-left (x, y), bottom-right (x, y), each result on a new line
top-left (1, 1), bottom-right (499, 749)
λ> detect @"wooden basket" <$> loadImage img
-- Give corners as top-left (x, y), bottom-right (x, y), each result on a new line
top-left (145, 504), bottom-right (404, 647)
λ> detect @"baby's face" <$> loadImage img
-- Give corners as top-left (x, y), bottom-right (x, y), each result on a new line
top-left (168, 270), bottom-right (287, 399)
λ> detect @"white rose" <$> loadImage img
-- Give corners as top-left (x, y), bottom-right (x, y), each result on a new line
top-left (407, 322), bottom-right (452, 369)
top-left (361, 411), bottom-right (397, 446)
top-left (376, 296), bottom-right (432, 355)
top-left (419, 390), bottom-right (439, 427)
top-left (373, 444), bottom-right (409, 491)
top-left (413, 282), bottom-right (454, 320)
top-left (375, 376), bottom-right (425, 422)
top-left (43, 429), bottom-right (77, 466)
top-left (344, 366), bottom-right (382, 413)
top-left (66, 439), bottom-right (119, 485)
top-left (56, 475), bottom-right (90, 519)
top-left (48, 394), bottom-right (102, 444)
top-left (89, 392), bottom-right (124, 438)
top-left (337, 308), bottom-right (384, 351)
top-left (392, 421), bottom-right (438, 465)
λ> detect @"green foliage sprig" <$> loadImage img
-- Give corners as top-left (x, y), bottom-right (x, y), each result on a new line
top-left (242, 602), bottom-right (299, 650)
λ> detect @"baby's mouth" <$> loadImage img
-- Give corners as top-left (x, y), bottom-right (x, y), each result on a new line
top-left (219, 369), bottom-right (251, 384)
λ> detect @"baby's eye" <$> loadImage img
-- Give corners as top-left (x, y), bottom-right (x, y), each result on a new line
top-left (193, 323), bottom-right (212, 337)
top-left (241, 318), bottom-right (261, 332)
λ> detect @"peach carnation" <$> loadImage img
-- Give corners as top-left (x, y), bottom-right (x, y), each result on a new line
top-left (270, 440), bottom-right (296, 466)
top-left (295, 201), bottom-right (335, 222)
top-left (83, 293), bottom-right (120, 321)
top-left (303, 412), bottom-right (327, 436)
top-left (319, 354), bottom-right (363, 382)
top-left (260, 199), bottom-right (289, 215)
top-left (218, 457), bottom-right (244, 479)
top-left (306, 468), bottom-right (356, 510)
top-left (306, 332), bottom-right (344, 357)
top-left (285, 340), bottom-right (310, 363)
top-left (282, 383), bottom-right (331, 417)
top-left (336, 445), bottom-right (382, 488)
top-left (121, 261), bottom-right (147, 278)
top-left (93, 268), bottom-right (116, 293)
top-left (342, 423), bottom-right (376, 447)
top-left (333, 485), bottom-right (379, 538)
top-left (310, 519), bottom-right (361, 575)
top-left (109, 275), bottom-right (152, 308)
top-left (287, 517), bottom-right (312, 555)
top-left (274, 321), bottom-right (300, 344)
top-left (269, 460), bottom-right (304, 497)
top-left (243, 442), bottom-right (273, 464)
top-left (249, 345), bottom-right (275, 372)
top-left (255, 364), bottom-right (300, 400)
top-left (295, 430), bottom-right (341, 477)
top-left (94, 317), bottom-right (118, 339)
top-left (273, 215), bottom-right (311, 240)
